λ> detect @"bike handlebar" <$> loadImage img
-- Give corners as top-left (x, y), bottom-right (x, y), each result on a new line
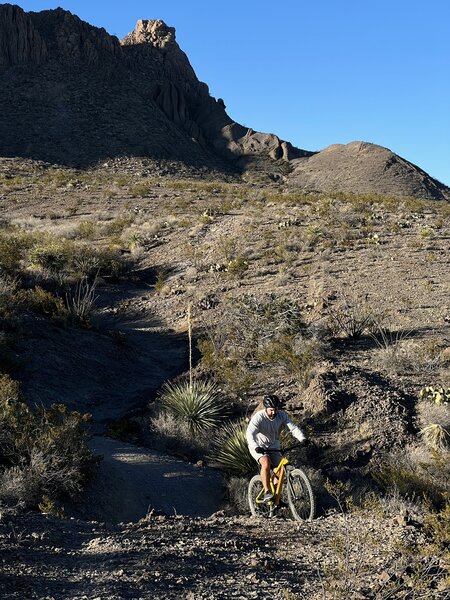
top-left (255, 442), bottom-right (305, 454)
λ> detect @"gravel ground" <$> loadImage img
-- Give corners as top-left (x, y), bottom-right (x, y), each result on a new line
top-left (2, 508), bottom-right (447, 600)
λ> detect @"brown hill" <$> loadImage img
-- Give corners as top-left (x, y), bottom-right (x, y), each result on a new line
top-left (289, 141), bottom-right (449, 200)
top-left (0, 4), bottom-right (448, 199)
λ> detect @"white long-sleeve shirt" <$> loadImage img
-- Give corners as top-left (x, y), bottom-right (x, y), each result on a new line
top-left (246, 409), bottom-right (305, 453)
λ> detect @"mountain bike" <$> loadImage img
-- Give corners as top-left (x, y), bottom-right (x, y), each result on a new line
top-left (248, 445), bottom-right (315, 521)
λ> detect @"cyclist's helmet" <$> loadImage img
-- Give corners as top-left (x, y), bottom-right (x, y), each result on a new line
top-left (263, 394), bottom-right (282, 409)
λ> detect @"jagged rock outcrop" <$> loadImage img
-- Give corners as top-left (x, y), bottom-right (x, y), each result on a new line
top-left (289, 142), bottom-right (449, 200)
top-left (0, 6), bottom-right (298, 170)
top-left (0, 5), bottom-right (448, 198)
top-left (0, 3), bottom-right (47, 65)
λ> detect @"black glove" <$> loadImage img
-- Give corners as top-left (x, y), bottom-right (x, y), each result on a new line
top-left (255, 446), bottom-right (265, 454)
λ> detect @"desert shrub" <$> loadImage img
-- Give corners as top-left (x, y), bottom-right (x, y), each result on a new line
top-left (103, 216), bottom-right (134, 236)
top-left (154, 268), bottom-right (169, 294)
top-left (219, 294), bottom-right (305, 357)
top-left (149, 411), bottom-right (212, 458)
top-left (372, 444), bottom-right (450, 507)
top-left (23, 286), bottom-right (68, 320)
top-left (76, 220), bottom-right (98, 240)
top-left (28, 241), bottom-right (69, 275)
top-left (0, 273), bottom-right (20, 325)
top-left (129, 182), bottom-right (153, 198)
top-left (257, 334), bottom-right (322, 386)
top-left (209, 420), bottom-right (255, 476)
top-left (0, 229), bottom-right (36, 273)
top-left (0, 376), bottom-right (97, 507)
top-left (328, 292), bottom-right (383, 339)
top-left (159, 379), bottom-right (228, 434)
top-left (225, 476), bottom-right (249, 514)
top-left (225, 256), bottom-right (249, 278)
top-left (374, 335), bottom-right (445, 377)
top-left (26, 233), bottom-right (127, 282)
top-left (197, 339), bottom-right (256, 399)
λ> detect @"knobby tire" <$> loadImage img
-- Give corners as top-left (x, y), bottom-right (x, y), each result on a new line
top-left (287, 468), bottom-right (315, 521)
top-left (248, 474), bottom-right (273, 518)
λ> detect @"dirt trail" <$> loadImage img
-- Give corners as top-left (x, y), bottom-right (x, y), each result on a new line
top-left (70, 437), bottom-right (224, 523)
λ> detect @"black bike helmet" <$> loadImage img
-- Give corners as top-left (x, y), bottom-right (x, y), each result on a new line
top-left (263, 394), bottom-right (282, 409)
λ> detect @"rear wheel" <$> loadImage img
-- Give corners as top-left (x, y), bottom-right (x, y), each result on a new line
top-left (248, 475), bottom-right (273, 518)
top-left (287, 468), bottom-right (315, 521)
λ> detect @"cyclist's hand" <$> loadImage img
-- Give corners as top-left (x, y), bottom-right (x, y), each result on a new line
top-left (255, 446), bottom-right (265, 454)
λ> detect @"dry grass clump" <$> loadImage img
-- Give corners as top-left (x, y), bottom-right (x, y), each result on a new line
top-left (373, 334), bottom-right (446, 376)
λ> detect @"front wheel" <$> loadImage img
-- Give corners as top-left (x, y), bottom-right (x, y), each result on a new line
top-left (248, 474), bottom-right (273, 518)
top-left (287, 468), bottom-right (315, 521)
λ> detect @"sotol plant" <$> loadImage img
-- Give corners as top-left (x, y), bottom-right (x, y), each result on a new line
top-left (209, 420), bottom-right (255, 476)
top-left (160, 379), bottom-right (227, 434)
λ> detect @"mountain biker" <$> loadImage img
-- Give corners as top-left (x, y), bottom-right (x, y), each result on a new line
top-left (246, 394), bottom-right (306, 503)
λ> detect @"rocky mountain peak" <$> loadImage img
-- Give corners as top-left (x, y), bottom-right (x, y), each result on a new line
top-left (121, 19), bottom-right (176, 49)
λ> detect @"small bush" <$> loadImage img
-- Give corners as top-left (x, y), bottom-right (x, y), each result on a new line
top-left (24, 286), bottom-right (68, 320)
top-left (372, 444), bottom-right (450, 507)
top-left (225, 476), bottom-right (249, 514)
top-left (76, 221), bottom-right (98, 240)
top-left (160, 379), bottom-right (228, 434)
top-left (0, 229), bottom-right (35, 273)
top-left (0, 376), bottom-right (97, 507)
top-left (154, 268), bottom-right (169, 294)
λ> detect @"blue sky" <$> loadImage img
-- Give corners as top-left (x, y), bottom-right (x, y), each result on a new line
top-left (15, 1), bottom-right (450, 186)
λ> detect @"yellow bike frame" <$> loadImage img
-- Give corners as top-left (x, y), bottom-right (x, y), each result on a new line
top-left (254, 456), bottom-right (289, 506)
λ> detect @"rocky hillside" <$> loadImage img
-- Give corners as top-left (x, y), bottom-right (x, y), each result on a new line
top-left (0, 4), bottom-right (448, 199)
top-left (0, 153), bottom-right (449, 597)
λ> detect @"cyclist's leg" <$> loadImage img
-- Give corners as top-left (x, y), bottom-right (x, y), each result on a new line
top-left (270, 452), bottom-right (282, 488)
top-left (258, 455), bottom-right (272, 492)
top-left (249, 447), bottom-right (273, 493)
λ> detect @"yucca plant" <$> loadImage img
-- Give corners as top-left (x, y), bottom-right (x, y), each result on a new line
top-left (160, 379), bottom-right (227, 434)
top-left (420, 423), bottom-right (450, 450)
top-left (209, 420), bottom-right (255, 476)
